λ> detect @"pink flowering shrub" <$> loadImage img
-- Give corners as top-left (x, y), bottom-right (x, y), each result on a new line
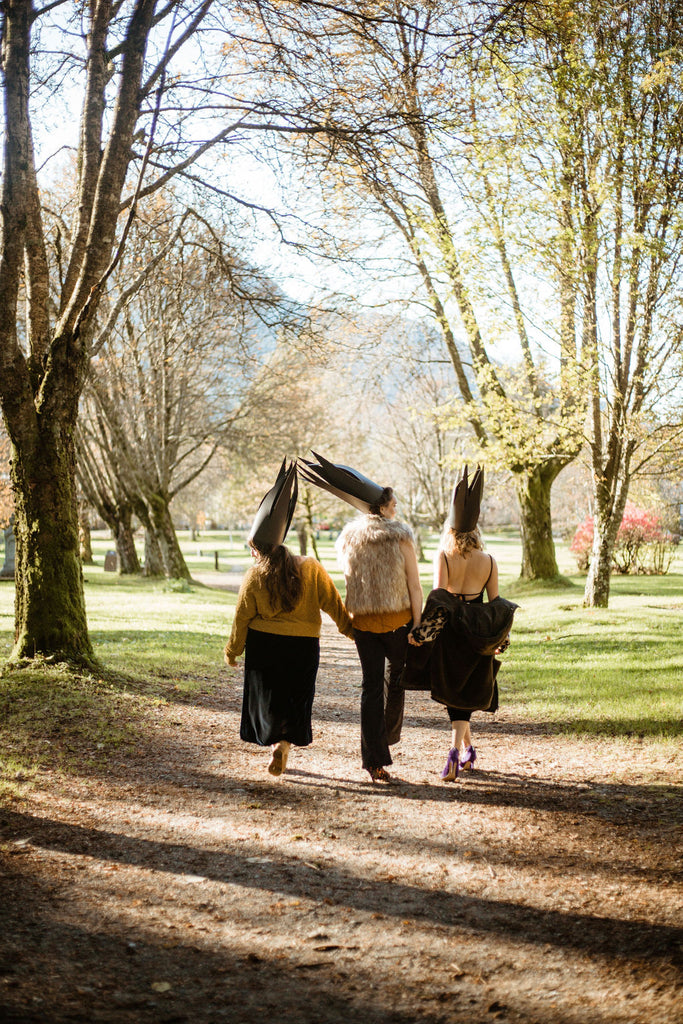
top-left (570, 502), bottom-right (677, 574)
top-left (569, 516), bottom-right (594, 571)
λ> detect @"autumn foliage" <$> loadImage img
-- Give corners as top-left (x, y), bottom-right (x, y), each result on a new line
top-left (570, 502), bottom-right (677, 575)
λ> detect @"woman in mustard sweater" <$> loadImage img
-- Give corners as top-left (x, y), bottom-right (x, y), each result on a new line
top-left (224, 461), bottom-right (353, 777)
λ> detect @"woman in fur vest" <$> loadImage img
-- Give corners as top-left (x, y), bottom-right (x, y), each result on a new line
top-left (300, 453), bottom-right (423, 783)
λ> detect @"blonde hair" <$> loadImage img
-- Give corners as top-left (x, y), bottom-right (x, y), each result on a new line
top-left (441, 524), bottom-right (482, 558)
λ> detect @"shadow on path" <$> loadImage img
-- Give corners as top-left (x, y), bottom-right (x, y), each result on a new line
top-left (2, 810), bottom-right (681, 969)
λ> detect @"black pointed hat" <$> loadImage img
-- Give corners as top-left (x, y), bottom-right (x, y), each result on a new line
top-left (249, 459), bottom-right (298, 548)
top-left (298, 450), bottom-right (385, 514)
top-left (448, 464), bottom-right (484, 533)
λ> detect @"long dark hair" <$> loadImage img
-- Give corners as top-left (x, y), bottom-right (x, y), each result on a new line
top-left (368, 486), bottom-right (394, 516)
top-left (250, 541), bottom-right (303, 612)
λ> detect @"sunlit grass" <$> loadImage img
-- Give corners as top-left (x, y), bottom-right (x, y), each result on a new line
top-left (0, 660), bottom-right (153, 797)
top-left (0, 567), bottom-right (238, 790)
top-left (501, 588), bottom-right (683, 739)
top-left (83, 573), bottom-right (237, 694)
top-left (0, 531), bottom-right (681, 796)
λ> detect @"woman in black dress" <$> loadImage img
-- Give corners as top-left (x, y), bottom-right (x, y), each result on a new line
top-left (429, 519), bottom-right (500, 779)
top-left (405, 466), bottom-right (516, 781)
top-left (225, 460), bottom-right (353, 776)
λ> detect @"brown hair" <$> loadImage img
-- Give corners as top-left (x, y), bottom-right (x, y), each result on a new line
top-left (441, 525), bottom-right (482, 558)
top-left (249, 542), bottom-right (303, 612)
top-left (368, 486), bottom-right (394, 516)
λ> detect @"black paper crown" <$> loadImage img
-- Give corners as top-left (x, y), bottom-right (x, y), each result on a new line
top-left (298, 450), bottom-right (385, 514)
top-left (448, 464), bottom-right (484, 533)
top-left (249, 459), bottom-right (298, 548)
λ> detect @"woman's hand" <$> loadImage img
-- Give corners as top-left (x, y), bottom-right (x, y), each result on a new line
top-left (494, 635), bottom-right (510, 655)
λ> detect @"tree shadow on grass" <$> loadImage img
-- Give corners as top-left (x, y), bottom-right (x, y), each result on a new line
top-left (608, 573), bottom-right (683, 598)
top-left (311, 700), bottom-right (683, 738)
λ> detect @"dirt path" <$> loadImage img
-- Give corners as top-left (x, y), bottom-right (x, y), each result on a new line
top-left (1, 622), bottom-right (681, 1024)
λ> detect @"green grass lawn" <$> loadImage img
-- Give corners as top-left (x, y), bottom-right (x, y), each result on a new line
top-left (0, 530), bottom-right (681, 796)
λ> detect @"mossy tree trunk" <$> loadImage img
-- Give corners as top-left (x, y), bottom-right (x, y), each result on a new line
top-left (147, 492), bottom-right (191, 581)
top-left (1, 0), bottom-right (254, 662)
top-left (10, 410), bottom-right (94, 664)
top-left (115, 508), bottom-right (141, 575)
top-left (142, 526), bottom-right (166, 578)
top-left (132, 499), bottom-right (165, 578)
top-left (78, 469), bottom-right (141, 576)
top-left (98, 507), bottom-right (140, 575)
top-left (0, 0), bottom-right (156, 664)
top-left (514, 464), bottom-right (563, 580)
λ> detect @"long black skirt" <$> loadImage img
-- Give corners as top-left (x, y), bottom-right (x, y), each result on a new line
top-left (240, 629), bottom-right (320, 747)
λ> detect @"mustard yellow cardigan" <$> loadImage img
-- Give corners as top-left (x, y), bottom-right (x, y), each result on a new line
top-left (224, 556), bottom-right (353, 661)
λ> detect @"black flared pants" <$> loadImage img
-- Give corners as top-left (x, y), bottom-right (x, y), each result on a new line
top-left (353, 624), bottom-right (408, 769)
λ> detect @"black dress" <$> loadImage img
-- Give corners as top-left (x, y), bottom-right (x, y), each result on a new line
top-left (402, 565), bottom-right (517, 717)
top-left (240, 629), bottom-right (320, 747)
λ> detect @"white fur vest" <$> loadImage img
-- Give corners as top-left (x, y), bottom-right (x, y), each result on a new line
top-left (336, 515), bottom-right (414, 616)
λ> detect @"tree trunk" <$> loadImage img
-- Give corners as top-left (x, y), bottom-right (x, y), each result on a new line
top-left (132, 499), bottom-right (165, 577)
top-left (584, 485), bottom-right (629, 608)
top-left (0, 0), bottom-right (225, 663)
top-left (301, 488), bottom-right (320, 561)
top-left (115, 508), bottom-right (140, 575)
top-left (143, 526), bottom-right (165, 578)
top-left (10, 430), bottom-right (94, 665)
top-left (91, 500), bottom-right (140, 576)
top-left (78, 503), bottom-right (94, 564)
top-left (407, 516), bottom-right (426, 562)
top-left (147, 493), bottom-right (191, 580)
top-left (514, 465), bottom-right (561, 580)
top-left (584, 527), bottom-right (614, 608)
top-left (296, 521), bottom-right (308, 556)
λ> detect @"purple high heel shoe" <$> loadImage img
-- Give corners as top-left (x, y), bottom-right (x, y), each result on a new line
top-left (440, 747), bottom-right (459, 781)
top-left (460, 745), bottom-right (477, 771)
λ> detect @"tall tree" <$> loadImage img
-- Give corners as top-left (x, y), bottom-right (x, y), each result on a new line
top-left (78, 206), bottom-right (284, 579)
top-left (0, 0), bottom-right (203, 660)
top-left (530, 0), bottom-right (683, 605)
top-left (244, 0), bottom-right (683, 597)
top-left (241, 0), bottom-right (587, 580)
top-left (0, 0), bottom-right (319, 662)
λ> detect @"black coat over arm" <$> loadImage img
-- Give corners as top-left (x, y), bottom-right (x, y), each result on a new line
top-left (402, 589), bottom-right (518, 711)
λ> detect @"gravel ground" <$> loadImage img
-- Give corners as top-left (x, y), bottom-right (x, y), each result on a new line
top-left (1, 623), bottom-right (681, 1024)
